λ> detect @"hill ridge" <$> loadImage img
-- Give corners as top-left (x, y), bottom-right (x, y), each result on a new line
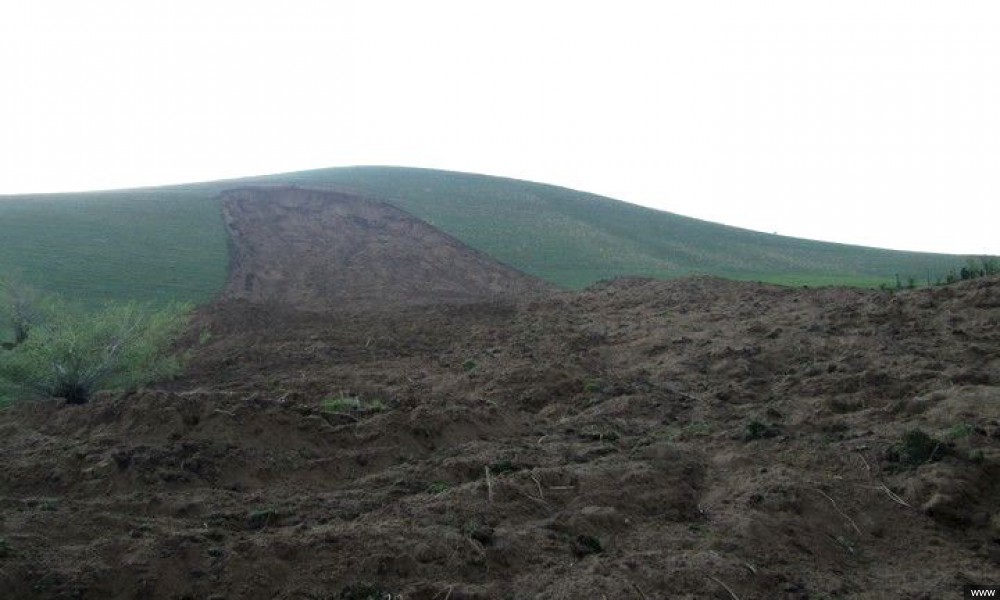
top-left (0, 166), bottom-right (992, 311)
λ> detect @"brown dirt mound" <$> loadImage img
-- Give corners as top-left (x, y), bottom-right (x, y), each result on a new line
top-left (220, 186), bottom-right (552, 310)
top-left (2, 277), bottom-right (1000, 598)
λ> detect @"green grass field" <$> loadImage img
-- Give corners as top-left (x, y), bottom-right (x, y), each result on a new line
top-left (0, 190), bottom-right (228, 308)
top-left (0, 166), bottom-right (987, 321)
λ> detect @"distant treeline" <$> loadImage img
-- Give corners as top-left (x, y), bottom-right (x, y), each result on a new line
top-left (890, 257), bottom-right (999, 290)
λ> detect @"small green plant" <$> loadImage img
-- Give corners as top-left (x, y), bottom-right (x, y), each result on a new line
top-left (661, 426), bottom-right (682, 442)
top-left (663, 421), bottom-right (713, 442)
top-left (322, 395), bottom-right (387, 414)
top-left (462, 518), bottom-right (495, 545)
top-left (462, 359), bottom-right (477, 372)
top-left (684, 421), bottom-right (712, 437)
top-left (583, 378), bottom-right (603, 393)
top-left (947, 423), bottom-right (974, 440)
top-left (426, 481), bottom-right (449, 494)
top-left (893, 429), bottom-right (945, 466)
top-left (578, 427), bottom-right (620, 442)
top-left (488, 459), bottom-right (519, 475)
top-left (685, 421), bottom-right (713, 437)
top-left (323, 396), bottom-right (360, 412)
top-left (572, 534), bottom-right (603, 557)
top-left (744, 420), bottom-right (780, 441)
top-left (247, 508), bottom-right (275, 530)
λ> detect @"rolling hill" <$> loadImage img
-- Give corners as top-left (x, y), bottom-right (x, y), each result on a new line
top-left (3, 168), bottom-right (1000, 596)
top-left (0, 166), bottom-right (986, 309)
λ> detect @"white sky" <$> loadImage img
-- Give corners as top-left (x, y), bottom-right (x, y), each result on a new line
top-left (1, 1), bottom-right (998, 255)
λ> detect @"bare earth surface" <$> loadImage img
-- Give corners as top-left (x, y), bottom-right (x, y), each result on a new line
top-left (220, 187), bottom-right (552, 310)
top-left (1, 192), bottom-right (999, 599)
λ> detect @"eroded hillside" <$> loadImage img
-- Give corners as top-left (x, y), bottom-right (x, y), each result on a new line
top-left (220, 187), bottom-right (552, 310)
top-left (2, 277), bottom-right (998, 598)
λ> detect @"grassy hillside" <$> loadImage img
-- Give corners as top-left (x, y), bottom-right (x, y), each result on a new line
top-left (0, 191), bottom-right (228, 307)
top-left (0, 166), bottom-right (985, 312)
top-left (246, 167), bottom-right (977, 288)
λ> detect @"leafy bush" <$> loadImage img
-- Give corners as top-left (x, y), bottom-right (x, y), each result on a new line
top-left (0, 300), bottom-right (191, 404)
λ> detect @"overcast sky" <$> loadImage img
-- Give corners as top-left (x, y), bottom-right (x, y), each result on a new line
top-left (2, 1), bottom-right (998, 255)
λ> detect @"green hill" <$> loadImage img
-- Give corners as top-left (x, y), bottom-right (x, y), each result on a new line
top-left (0, 190), bottom-right (228, 307)
top-left (0, 166), bottom-right (984, 308)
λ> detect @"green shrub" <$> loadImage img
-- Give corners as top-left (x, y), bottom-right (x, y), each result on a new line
top-left (426, 481), bottom-right (449, 494)
top-left (946, 423), bottom-right (974, 440)
top-left (894, 429), bottom-right (945, 466)
top-left (744, 420), bottom-right (780, 441)
top-left (572, 534), bottom-right (603, 557)
top-left (246, 508), bottom-right (276, 530)
top-left (953, 257), bottom-right (1000, 282)
top-left (0, 300), bottom-right (191, 404)
top-left (462, 517), bottom-right (495, 545)
top-left (488, 459), bottom-right (519, 474)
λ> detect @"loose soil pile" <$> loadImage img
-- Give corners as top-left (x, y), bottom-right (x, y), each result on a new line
top-left (220, 187), bottom-right (551, 310)
top-left (2, 276), bottom-right (998, 598)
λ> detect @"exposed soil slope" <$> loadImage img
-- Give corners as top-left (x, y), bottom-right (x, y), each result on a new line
top-left (220, 187), bottom-right (552, 310)
top-left (2, 277), bottom-right (999, 598)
